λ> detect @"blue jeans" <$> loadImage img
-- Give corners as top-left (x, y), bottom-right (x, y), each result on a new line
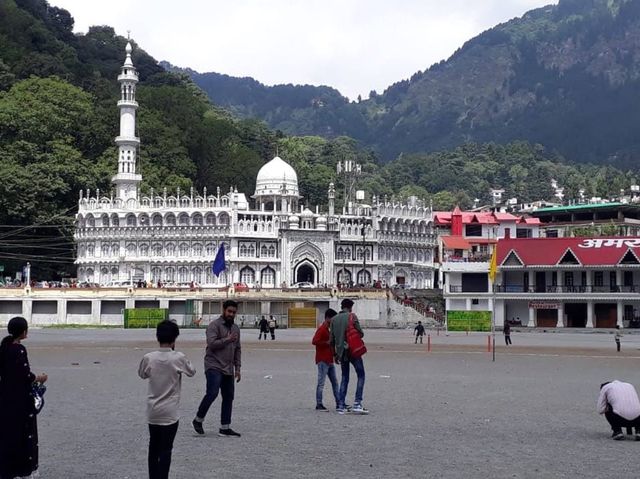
top-left (339, 356), bottom-right (365, 408)
top-left (316, 362), bottom-right (339, 406)
top-left (196, 369), bottom-right (235, 426)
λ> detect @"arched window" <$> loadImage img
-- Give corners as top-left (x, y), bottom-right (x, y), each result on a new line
top-left (401, 250), bottom-right (408, 262)
top-left (178, 213), bottom-right (189, 226)
top-left (165, 214), bottom-right (176, 226)
top-left (126, 214), bottom-right (136, 227)
top-left (101, 267), bottom-right (110, 283)
top-left (192, 213), bottom-right (203, 226)
top-left (205, 243), bottom-right (216, 256)
top-left (152, 243), bottom-right (162, 256)
top-left (111, 243), bottom-right (120, 257)
top-left (101, 215), bottom-right (109, 227)
top-left (165, 267), bottom-right (175, 282)
top-left (337, 269), bottom-right (351, 284)
top-left (139, 244), bottom-right (149, 256)
top-left (218, 213), bottom-right (229, 225)
top-left (151, 267), bottom-right (162, 282)
top-left (87, 244), bottom-right (95, 257)
top-left (356, 248), bottom-right (364, 261)
top-left (261, 267), bottom-right (275, 287)
top-left (268, 245), bottom-right (276, 258)
top-left (166, 243), bottom-right (175, 256)
top-left (178, 267), bottom-right (189, 283)
top-left (240, 266), bottom-right (255, 285)
top-left (86, 268), bottom-right (94, 282)
top-left (78, 245), bottom-right (86, 258)
top-left (126, 243), bottom-right (137, 256)
top-left (192, 267), bottom-right (203, 284)
top-left (179, 243), bottom-right (189, 256)
top-left (139, 214), bottom-right (149, 226)
top-left (152, 214), bottom-right (162, 226)
top-left (193, 244), bottom-right (203, 256)
top-left (205, 214), bottom-right (216, 225)
top-left (248, 245), bottom-right (256, 257)
top-left (101, 244), bottom-right (110, 257)
top-left (260, 245), bottom-right (268, 257)
top-left (240, 244), bottom-right (248, 256)
top-left (357, 270), bottom-right (371, 285)
top-left (111, 214), bottom-right (119, 227)
top-left (86, 215), bottom-right (95, 227)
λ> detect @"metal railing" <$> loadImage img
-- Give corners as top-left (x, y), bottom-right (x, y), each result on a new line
top-left (491, 285), bottom-right (640, 294)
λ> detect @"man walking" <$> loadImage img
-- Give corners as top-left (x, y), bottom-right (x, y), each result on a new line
top-left (330, 298), bottom-right (368, 415)
top-left (414, 321), bottom-right (425, 344)
top-left (504, 320), bottom-right (512, 346)
top-left (312, 309), bottom-right (340, 411)
top-left (597, 380), bottom-right (640, 440)
top-left (193, 300), bottom-right (242, 437)
top-left (258, 316), bottom-right (269, 340)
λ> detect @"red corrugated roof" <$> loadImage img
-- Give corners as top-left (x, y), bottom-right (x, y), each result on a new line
top-left (433, 211), bottom-right (512, 225)
top-left (497, 237), bottom-right (640, 267)
top-left (518, 217), bottom-right (541, 224)
top-left (441, 235), bottom-right (472, 250)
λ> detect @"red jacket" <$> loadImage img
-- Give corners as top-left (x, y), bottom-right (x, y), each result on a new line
top-left (312, 322), bottom-right (334, 364)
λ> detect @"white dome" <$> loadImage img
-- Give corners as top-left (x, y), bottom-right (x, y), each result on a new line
top-left (288, 215), bottom-right (300, 223)
top-left (301, 207), bottom-right (314, 217)
top-left (254, 156), bottom-right (299, 197)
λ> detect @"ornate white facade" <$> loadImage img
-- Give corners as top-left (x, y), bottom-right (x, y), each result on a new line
top-left (75, 44), bottom-right (437, 288)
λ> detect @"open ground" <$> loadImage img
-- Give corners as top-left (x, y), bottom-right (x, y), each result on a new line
top-left (25, 328), bottom-right (640, 478)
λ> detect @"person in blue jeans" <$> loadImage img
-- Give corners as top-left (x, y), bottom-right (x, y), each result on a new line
top-left (312, 308), bottom-right (340, 411)
top-left (192, 300), bottom-right (242, 437)
top-left (330, 298), bottom-right (368, 415)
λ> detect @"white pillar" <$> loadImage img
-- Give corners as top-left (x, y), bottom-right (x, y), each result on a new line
top-left (557, 303), bottom-right (564, 328)
top-left (586, 301), bottom-right (594, 328)
top-left (617, 301), bottom-right (624, 328)
top-left (528, 306), bottom-right (536, 328)
top-left (465, 298), bottom-right (472, 310)
top-left (57, 299), bottom-right (67, 325)
top-left (91, 299), bottom-right (101, 325)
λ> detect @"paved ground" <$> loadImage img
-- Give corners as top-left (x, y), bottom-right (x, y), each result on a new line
top-left (22, 328), bottom-right (640, 478)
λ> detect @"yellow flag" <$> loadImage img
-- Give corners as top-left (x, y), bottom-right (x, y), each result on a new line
top-left (488, 246), bottom-right (497, 285)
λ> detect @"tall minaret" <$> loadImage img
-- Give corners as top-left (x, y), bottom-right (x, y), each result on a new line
top-left (328, 182), bottom-right (335, 217)
top-left (112, 40), bottom-right (142, 201)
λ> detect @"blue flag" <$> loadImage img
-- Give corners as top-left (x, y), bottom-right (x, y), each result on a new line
top-left (212, 244), bottom-right (226, 276)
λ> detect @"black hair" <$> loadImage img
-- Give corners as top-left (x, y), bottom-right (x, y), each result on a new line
top-left (325, 308), bottom-right (338, 319)
top-left (223, 300), bottom-right (238, 310)
top-left (341, 298), bottom-right (354, 310)
top-left (600, 381), bottom-right (611, 390)
top-left (1, 316), bottom-right (28, 349)
top-left (0, 317), bottom-right (29, 366)
top-left (156, 320), bottom-right (179, 345)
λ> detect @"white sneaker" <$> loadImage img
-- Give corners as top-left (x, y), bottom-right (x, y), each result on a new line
top-left (351, 404), bottom-right (369, 415)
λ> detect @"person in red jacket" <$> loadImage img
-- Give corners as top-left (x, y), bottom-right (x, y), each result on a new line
top-left (312, 309), bottom-right (339, 411)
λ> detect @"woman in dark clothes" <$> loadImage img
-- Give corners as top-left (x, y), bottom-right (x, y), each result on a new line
top-left (0, 317), bottom-right (47, 479)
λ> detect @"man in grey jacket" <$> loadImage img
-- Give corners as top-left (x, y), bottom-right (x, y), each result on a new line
top-left (192, 300), bottom-right (242, 437)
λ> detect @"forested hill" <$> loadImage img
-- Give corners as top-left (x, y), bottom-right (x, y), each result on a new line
top-left (180, 0), bottom-right (640, 165)
top-left (0, 0), bottom-right (637, 279)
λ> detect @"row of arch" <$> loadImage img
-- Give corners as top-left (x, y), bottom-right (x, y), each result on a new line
top-left (335, 246), bottom-right (432, 263)
top-left (376, 205), bottom-right (431, 217)
top-left (78, 242), bottom-right (228, 259)
top-left (79, 195), bottom-right (232, 210)
top-left (78, 212), bottom-right (231, 228)
top-left (239, 244), bottom-right (277, 258)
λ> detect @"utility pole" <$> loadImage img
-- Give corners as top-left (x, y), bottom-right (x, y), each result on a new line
top-left (362, 222), bottom-right (366, 286)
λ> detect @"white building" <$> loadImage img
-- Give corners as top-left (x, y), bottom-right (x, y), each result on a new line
top-left (74, 44), bottom-right (437, 288)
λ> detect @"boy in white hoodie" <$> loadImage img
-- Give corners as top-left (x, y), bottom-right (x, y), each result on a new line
top-left (139, 320), bottom-right (196, 478)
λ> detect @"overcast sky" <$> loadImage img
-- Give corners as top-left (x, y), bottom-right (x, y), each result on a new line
top-left (49, 0), bottom-right (557, 100)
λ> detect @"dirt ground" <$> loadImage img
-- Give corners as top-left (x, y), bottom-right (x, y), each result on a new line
top-left (22, 328), bottom-right (640, 478)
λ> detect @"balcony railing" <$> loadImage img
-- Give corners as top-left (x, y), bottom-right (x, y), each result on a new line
top-left (492, 285), bottom-right (640, 294)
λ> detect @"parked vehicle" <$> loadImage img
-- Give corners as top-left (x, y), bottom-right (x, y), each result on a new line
top-left (292, 281), bottom-right (314, 289)
top-left (101, 280), bottom-right (135, 288)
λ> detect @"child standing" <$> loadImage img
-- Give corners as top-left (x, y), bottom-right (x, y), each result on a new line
top-left (139, 320), bottom-right (196, 479)
top-left (615, 325), bottom-right (623, 352)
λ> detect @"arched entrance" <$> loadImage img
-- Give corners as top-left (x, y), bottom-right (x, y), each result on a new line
top-left (295, 263), bottom-right (316, 284)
